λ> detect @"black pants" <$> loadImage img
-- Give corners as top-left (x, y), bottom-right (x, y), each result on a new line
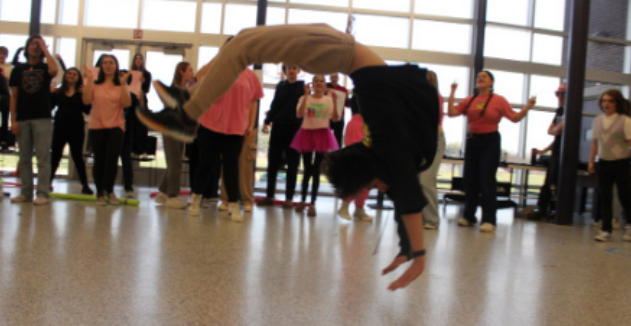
top-left (301, 152), bottom-right (324, 204)
top-left (127, 106), bottom-right (148, 155)
top-left (90, 128), bottom-right (124, 196)
top-left (266, 123), bottom-right (301, 200)
top-left (0, 96), bottom-right (9, 149)
top-left (463, 132), bottom-right (501, 225)
top-left (597, 158), bottom-right (631, 232)
top-left (188, 139), bottom-right (221, 198)
top-left (50, 123), bottom-right (89, 187)
top-left (537, 154), bottom-right (559, 213)
top-left (330, 117), bottom-right (345, 148)
top-left (194, 126), bottom-right (243, 202)
top-left (120, 113), bottom-right (134, 191)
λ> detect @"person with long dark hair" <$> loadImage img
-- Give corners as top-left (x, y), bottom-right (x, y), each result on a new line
top-left (589, 89), bottom-right (631, 242)
top-left (291, 75), bottom-right (339, 216)
top-left (131, 53), bottom-right (152, 157)
top-left (154, 62), bottom-right (194, 209)
top-left (50, 68), bottom-right (93, 194)
top-left (83, 55), bottom-right (131, 205)
top-left (9, 35), bottom-right (58, 205)
top-left (448, 71), bottom-right (536, 232)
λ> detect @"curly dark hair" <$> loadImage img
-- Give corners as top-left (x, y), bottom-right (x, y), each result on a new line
top-left (322, 143), bottom-right (378, 199)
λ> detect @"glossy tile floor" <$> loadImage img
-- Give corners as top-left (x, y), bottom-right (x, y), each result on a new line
top-left (1, 179), bottom-right (631, 326)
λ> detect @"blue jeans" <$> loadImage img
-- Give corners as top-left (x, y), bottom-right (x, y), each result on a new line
top-left (17, 119), bottom-right (53, 199)
top-left (463, 132), bottom-right (501, 225)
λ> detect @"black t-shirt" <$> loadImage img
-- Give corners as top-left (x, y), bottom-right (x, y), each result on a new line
top-left (351, 65), bottom-right (439, 215)
top-left (51, 91), bottom-right (91, 126)
top-left (551, 106), bottom-right (564, 156)
top-left (9, 63), bottom-right (54, 121)
top-left (265, 80), bottom-right (304, 125)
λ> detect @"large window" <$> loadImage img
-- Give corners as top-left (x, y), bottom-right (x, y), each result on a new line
top-left (413, 20), bottom-right (471, 54)
top-left (288, 9), bottom-right (347, 31)
top-left (485, 27), bottom-right (531, 62)
top-left (60, 0), bottom-right (80, 25)
top-left (415, 0), bottom-right (473, 19)
top-left (201, 2), bottom-right (222, 34)
top-left (57, 37), bottom-right (77, 68)
top-left (85, 0), bottom-right (140, 29)
top-left (489, 70), bottom-right (525, 104)
top-left (354, 14), bottom-right (409, 49)
top-left (354, 0), bottom-right (410, 13)
top-left (487, 0), bottom-right (530, 26)
top-left (142, 0), bottom-right (197, 32)
top-left (224, 4), bottom-right (258, 35)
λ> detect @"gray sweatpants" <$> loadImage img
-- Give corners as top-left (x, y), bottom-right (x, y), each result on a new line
top-left (17, 118), bottom-right (52, 199)
top-left (159, 135), bottom-right (184, 198)
top-left (184, 24), bottom-right (355, 120)
top-left (419, 132), bottom-right (445, 227)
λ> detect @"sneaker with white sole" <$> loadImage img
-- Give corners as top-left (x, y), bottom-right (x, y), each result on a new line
top-left (108, 193), bottom-right (120, 205)
top-left (125, 191), bottom-right (135, 199)
top-left (218, 201), bottom-right (228, 211)
top-left (595, 231), bottom-right (612, 242)
top-left (96, 196), bottom-right (107, 206)
top-left (424, 224), bottom-right (438, 230)
top-left (10, 195), bottom-right (32, 203)
top-left (479, 222), bottom-right (496, 233)
top-left (623, 229), bottom-right (631, 242)
top-left (155, 192), bottom-right (168, 204)
top-left (353, 207), bottom-right (373, 221)
top-left (457, 217), bottom-right (475, 227)
top-left (166, 197), bottom-right (186, 209)
top-left (33, 195), bottom-right (48, 205)
top-left (229, 202), bottom-right (243, 222)
top-left (189, 193), bottom-right (202, 216)
top-left (243, 202), bottom-right (253, 212)
top-left (338, 202), bottom-right (351, 220)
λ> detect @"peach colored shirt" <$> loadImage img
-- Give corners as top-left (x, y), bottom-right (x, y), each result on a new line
top-left (88, 84), bottom-right (126, 130)
top-left (455, 94), bottom-right (515, 133)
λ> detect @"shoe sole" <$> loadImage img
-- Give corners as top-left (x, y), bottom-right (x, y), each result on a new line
top-left (153, 80), bottom-right (180, 109)
top-left (136, 108), bottom-right (195, 144)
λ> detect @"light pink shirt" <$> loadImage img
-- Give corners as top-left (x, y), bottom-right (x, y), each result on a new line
top-left (198, 69), bottom-right (264, 135)
top-left (297, 95), bottom-right (334, 130)
top-left (128, 71), bottom-right (143, 97)
top-left (88, 84), bottom-right (126, 130)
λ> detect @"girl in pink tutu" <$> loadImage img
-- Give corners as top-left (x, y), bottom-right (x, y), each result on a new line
top-left (291, 75), bottom-right (339, 216)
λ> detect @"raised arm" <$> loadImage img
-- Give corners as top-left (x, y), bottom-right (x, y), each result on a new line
top-left (447, 82), bottom-right (461, 117)
top-left (511, 96), bottom-right (537, 122)
top-left (35, 38), bottom-right (58, 78)
top-left (82, 65), bottom-right (94, 105)
top-left (120, 71), bottom-right (132, 108)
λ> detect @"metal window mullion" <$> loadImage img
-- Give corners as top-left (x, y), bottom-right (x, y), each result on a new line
top-left (137, 0), bottom-right (144, 30)
top-left (220, 0), bottom-right (226, 37)
top-left (408, 0), bottom-right (415, 55)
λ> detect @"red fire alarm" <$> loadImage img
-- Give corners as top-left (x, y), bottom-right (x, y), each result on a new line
top-left (133, 29), bottom-right (143, 40)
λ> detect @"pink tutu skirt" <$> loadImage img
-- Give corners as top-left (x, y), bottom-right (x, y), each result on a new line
top-left (291, 128), bottom-right (339, 153)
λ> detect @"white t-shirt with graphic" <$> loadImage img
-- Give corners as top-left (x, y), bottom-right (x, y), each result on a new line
top-left (297, 95), bottom-right (334, 130)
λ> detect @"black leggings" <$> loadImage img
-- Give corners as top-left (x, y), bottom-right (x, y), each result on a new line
top-left (597, 158), bottom-right (631, 232)
top-left (90, 128), bottom-right (124, 196)
top-left (194, 126), bottom-right (243, 202)
top-left (301, 152), bottom-right (324, 204)
top-left (50, 124), bottom-right (89, 187)
top-left (188, 138), bottom-right (221, 198)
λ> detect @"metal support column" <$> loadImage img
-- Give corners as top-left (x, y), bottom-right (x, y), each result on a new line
top-left (556, 0), bottom-right (591, 225)
top-left (472, 0), bottom-right (488, 82)
top-left (252, 0), bottom-right (268, 190)
top-left (29, 0), bottom-right (42, 35)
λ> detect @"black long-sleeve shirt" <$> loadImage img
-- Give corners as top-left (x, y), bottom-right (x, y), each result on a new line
top-left (50, 91), bottom-right (91, 127)
top-left (264, 80), bottom-right (304, 126)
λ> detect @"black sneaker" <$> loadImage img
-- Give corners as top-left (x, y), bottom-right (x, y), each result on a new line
top-left (153, 80), bottom-right (188, 109)
top-left (136, 106), bottom-right (197, 143)
top-left (82, 185), bottom-right (94, 195)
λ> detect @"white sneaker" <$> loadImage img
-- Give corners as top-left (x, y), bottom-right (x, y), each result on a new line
top-left (108, 193), bottom-right (120, 205)
top-left (338, 204), bottom-right (351, 220)
top-left (218, 201), bottom-right (228, 211)
top-left (593, 220), bottom-right (602, 227)
top-left (229, 202), bottom-right (243, 222)
top-left (33, 195), bottom-right (48, 205)
top-left (243, 202), bottom-right (253, 212)
top-left (457, 217), bottom-right (474, 227)
top-left (189, 193), bottom-right (202, 216)
top-left (622, 229), bottom-right (631, 242)
top-left (155, 192), bottom-right (168, 204)
top-left (424, 224), bottom-right (438, 230)
top-left (166, 197), bottom-right (186, 209)
top-left (10, 195), bottom-right (32, 203)
top-left (595, 231), bottom-right (612, 242)
top-left (353, 207), bottom-right (373, 221)
top-left (125, 191), bottom-right (135, 199)
top-left (479, 223), bottom-right (496, 233)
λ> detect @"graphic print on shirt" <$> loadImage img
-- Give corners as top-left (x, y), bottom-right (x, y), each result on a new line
top-left (21, 69), bottom-right (45, 94)
top-left (474, 102), bottom-right (487, 110)
top-left (307, 102), bottom-right (329, 118)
